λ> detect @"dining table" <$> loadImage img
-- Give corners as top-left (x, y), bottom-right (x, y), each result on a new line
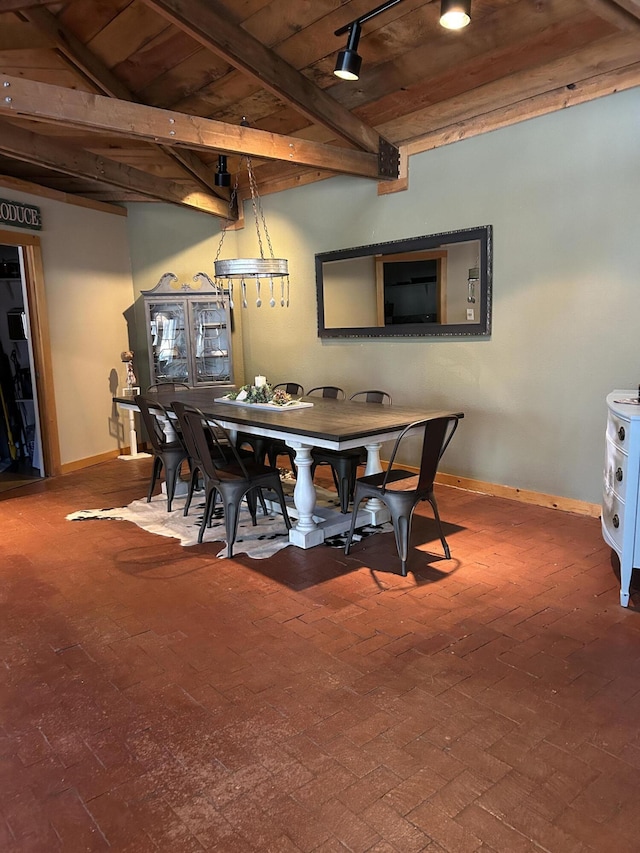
top-left (114, 386), bottom-right (464, 549)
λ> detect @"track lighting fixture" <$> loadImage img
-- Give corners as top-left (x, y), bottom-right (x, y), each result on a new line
top-left (334, 22), bottom-right (362, 81)
top-left (214, 154), bottom-right (231, 187)
top-left (439, 0), bottom-right (471, 30)
top-left (333, 0), bottom-right (403, 81)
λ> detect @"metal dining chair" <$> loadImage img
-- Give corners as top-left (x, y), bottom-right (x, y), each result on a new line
top-left (311, 389), bottom-right (392, 513)
top-left (307, 385), bottom-right (345, 400)
top-left (179, 407), bottom-right (291, 556)
top-left (272, 382), bottom-right (305, 396)
top-left (344, 414), bottom-right (461, 575)
top-left (172, 400), bottom-right (223, 517)
top-left (135, 395), bottom-right (190, 512)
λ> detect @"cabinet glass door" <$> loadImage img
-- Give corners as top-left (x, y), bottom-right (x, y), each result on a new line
top-left (191, 300), bottom-right (230, 385)
top-left (148, 300), bottom-right (188, 383)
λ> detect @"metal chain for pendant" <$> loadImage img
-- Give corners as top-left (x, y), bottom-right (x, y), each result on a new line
top-left (214, 167), bottom-right (241, 266)
top-left (246, 157), bottom-right (275, 261)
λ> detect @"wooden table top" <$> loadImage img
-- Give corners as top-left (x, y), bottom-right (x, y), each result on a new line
top-left (115, 387), bottom-right (464, 444)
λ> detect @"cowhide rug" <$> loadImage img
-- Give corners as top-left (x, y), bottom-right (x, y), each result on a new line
top-left (66, 484), bottom-right (392, 560)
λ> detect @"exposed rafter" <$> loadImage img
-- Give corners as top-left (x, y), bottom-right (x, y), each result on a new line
top-left (0, 75), bottom-right (392, 180)
top-left (0, 120), bottom-right (230, 217)
top-left (142, 0), bottom-right (392, 157)
top-left (19, 5), bottom-right (228, 202)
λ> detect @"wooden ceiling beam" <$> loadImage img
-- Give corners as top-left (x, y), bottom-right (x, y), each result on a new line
top-left (0, 120), bottom-right (230, 217)
top-left (0, 75), bottom-right (390, 179)
top-left (142, 0), bottom-right (389, 156)
top-left (20, 5), bottom-right (229, 202)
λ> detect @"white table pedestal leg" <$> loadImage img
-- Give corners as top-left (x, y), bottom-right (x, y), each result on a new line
top-left (287, 443), bottom-right (324, 548)
top-left (118, 409), bottom-right (151, 461)
top-left (362, 442), bottom-right (390, 524)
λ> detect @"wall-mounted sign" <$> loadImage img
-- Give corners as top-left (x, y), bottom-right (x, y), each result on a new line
top-left (0, 198), bottom-right (42, 231)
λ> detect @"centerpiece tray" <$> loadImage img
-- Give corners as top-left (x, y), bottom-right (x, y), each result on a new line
top-left (217, 396), bottom-right (313, 410)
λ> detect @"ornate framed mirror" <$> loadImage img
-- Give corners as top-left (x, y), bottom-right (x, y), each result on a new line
top-left (316, 225), bottom-right (492, 339)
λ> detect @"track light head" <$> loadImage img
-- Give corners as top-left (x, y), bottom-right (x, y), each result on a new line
top-left (333, 22), bottom-right (362, 81)
top-left (440, 0), bottom-right (471, 30)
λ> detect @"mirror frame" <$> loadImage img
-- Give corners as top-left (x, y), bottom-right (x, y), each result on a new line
top-left (315, 224), bottom-right (492, 339)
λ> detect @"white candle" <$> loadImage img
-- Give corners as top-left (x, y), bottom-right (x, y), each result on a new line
top-left (254, 375), bottom-right (266, 387)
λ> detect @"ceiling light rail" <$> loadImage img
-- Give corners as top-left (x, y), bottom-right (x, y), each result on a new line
top-left (334, 0), bottom-right (404, 81)
top-left (334, 0), bottom-right (472, 81)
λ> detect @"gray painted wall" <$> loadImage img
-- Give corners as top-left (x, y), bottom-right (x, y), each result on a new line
top-left (127, 88), bottom-right (640, 505)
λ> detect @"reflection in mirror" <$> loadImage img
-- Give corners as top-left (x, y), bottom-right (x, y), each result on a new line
top-left (316, 225), bottom-right (492, 338)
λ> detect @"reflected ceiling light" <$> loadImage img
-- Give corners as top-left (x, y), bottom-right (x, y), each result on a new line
top-left (440, 0), bottom-right (471, 29)
top-left (214, 154), bottom-right (231, 187)
top-left (334, 0), bottom-right (403, 81)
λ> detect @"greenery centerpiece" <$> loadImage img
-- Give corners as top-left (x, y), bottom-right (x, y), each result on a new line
top-left (227, 384), bottom-right (293, 406)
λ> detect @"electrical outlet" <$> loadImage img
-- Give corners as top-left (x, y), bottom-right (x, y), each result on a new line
top-left (466, 308), bottom-right (475, 321)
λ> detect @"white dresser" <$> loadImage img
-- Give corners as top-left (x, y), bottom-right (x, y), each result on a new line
top-left (603, 391), bottom-right (640, 606)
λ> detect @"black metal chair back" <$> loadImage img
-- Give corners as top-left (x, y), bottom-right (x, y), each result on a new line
top-left (307, 385), bottom-right (345, 400)
top-left (180, 408), bottom-right (291, 556)
top-left (349, 390), bottom-right (392, 405)
top-left (172, 401), bottom-right (230, 517)
top-left (273, 382), bottom-right (304, 396)
top-left (135, 395), bottom-right (189, 512)
top-left (344, 414), bottom-right (461, 575)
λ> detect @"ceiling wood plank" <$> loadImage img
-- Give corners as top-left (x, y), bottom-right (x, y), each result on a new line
top-left (0, 0), bottom-right (52, 10)
top-left (0, 172), bottom-right (129, 214)
top-left (142, 0), bottom-right (387, 155)
top-left (0, 74), bottom-right (389, 179)
top-left (21, 5), bottom-right (228, 200)
top-left (607, 0), bottom-right (640, 21)
top-left (0, 22), bottom-right (52, 49)
top-left (405, 61), bottom-right (640, 156)
top-left (404, 31), bottom-right (640, 141)
top-left (583, 0), bottom-right (640, 28)
top-left (0, 119), bottom-right (231, 216)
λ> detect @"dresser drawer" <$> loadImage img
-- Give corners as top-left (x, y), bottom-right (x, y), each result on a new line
top-left (602, 489), bottom-right (625, 551)
top-left (604, 436), bottom-right (629, 501)
top-left (607, 412), bottom-right (631, 450)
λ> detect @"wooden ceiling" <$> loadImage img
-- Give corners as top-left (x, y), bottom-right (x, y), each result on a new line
top-left (0, 0), bottom-right (638, 218)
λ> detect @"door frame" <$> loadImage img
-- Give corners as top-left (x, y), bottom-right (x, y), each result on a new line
top-left (0, 228), bottom-right (60, 476)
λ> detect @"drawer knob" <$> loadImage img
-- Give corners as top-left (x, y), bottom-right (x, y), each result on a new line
top-left (613, 513), bottom-right (620, 529)
top-left (618, 426), bottom-right (626, 441)
top-left (616, 467), bottom-right (624, 482)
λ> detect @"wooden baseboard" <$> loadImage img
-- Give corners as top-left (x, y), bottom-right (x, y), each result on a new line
top-left (435, 472), bottom-right (601, 519)
top-left (59, 450), bottom-right (600, 519)
top-left (60, 447), bottom-right (132, 474)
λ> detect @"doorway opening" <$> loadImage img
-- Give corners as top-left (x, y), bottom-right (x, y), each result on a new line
top-left (0, 245), bottom-right (43, 490)
top-left (0, 229), bottom-right (59, 494)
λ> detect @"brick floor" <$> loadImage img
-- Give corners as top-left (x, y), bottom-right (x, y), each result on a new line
top-left (1, 458), bottom-right (640, 851)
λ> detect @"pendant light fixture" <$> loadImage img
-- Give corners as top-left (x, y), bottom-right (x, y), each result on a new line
top-left (440, 0), bottom-right (471, 30)
top-left (213, 138), bottom-right (289, 310)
